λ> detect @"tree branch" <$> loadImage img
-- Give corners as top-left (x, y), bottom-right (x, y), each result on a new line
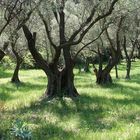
top-left (73, 27), bottom-right (106, 60)
top-left (67, 0), bottom-right (118, 46)
top-left (38, 11), bottom-right (57, 50)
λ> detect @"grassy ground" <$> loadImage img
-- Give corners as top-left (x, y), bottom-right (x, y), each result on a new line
top-left (0, 60), bottom-right (140, 140)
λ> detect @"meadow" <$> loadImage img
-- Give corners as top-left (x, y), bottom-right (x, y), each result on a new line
top-left (0, 60), bottom-right (140, 140)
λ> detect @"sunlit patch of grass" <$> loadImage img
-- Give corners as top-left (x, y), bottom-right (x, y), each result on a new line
top-left (0, 60), bottom-right (140, 139)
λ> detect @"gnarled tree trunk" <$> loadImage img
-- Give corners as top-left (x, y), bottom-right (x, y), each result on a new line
top-left (11, 51), bottom-right (23, 83)
top-left (10, 38), bottom-right (23, 83)
top-left (23, 25), bottom-right (79, 99)
top-left (45, 67), bottom-right (78, 98)
top-left (23, 0), bottom-right (118, 99)
top-left (96, 70), bottom-right (112, 84)
top-left (94, 58), bottom-right (115, 85)
top-left (94, 16), bottom-right (124, 84)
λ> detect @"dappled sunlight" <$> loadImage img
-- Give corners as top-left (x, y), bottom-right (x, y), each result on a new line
top-left (0, 61), bottom-right (140, 139)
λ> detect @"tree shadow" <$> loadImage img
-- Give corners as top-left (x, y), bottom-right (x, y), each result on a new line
top-left (125, 73), bottom-right (140, 84)
top-left (0, 82), bottom-right (46, 101)
top-left (0, 68), bottom-right (12, 78)
top-left (33, 122), bottom-right (83, 140)
top-left (3, 88), bottom-right (140, 139)
top-left (0, 90), bottom-right (15, 101)
top-left (1, 66), bottom-right (140, 139)
top-left (7, 82), bottom-right (45, 91)
top-left (7, 95), bottom-right (119, 132)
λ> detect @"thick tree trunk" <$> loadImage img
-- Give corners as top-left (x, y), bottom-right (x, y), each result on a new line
top-left (44, 68), bottom-right (79, 99)
top-left (96, 70), bottom-right (112, 84)
top-left (93, 53), bottom-right (113, 84)
top-left (125, 60), bottom-right (131, 79)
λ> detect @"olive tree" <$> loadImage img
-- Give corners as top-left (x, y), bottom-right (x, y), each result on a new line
top-left (22, 0), bottom-right (118, 99)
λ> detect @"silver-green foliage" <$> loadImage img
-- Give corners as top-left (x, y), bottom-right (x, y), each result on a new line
top-left (10, 119), bottom-right (32, 140)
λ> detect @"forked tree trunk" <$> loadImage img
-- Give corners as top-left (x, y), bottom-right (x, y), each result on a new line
top-left (23, 25), bottom-right (79, 99)
top-left (95, 68), bottom-right (113, 84)
top-left (123, 36), bottom-right (135, 79)
top-left (93, 48), bottom-right (114, 85)
top-left (96, 72), bottom-right (112, 84)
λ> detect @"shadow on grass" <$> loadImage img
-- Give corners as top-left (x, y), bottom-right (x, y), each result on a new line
top-left (1, 65), bottom-right (140, 139)
top-left (9, 93), bottom-right (136, 132)
top-left (33, 122), bottom-right (82, 140)
top-left (3, 88), bottom-right (140, 139)
top-left (118, 61), bottom-right (140, 71)
top-left (0, 68), bottom-right (12, 78)
top-left (126, 73), bottom-right (140, 84)
top-left (0, 82), bottom-right (46, 101)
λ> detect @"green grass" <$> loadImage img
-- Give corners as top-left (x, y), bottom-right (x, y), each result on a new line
top-left (0, 60), bottom-right (140, 140)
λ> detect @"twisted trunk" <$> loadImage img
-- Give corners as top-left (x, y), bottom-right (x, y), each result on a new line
top-left (23, 25), bottom-right (79, 99)
top-left (93, 48), bottom-right (114, 84)
top-left (11, 48), bottom-right (23, 83)
top-left (95, 61), bottom-right (113, 84)
top-left (45, 6), bottom-right (79, 98)
top-left (95, 17), bottom-right (124, 84)
top-left (45, 67), bottom-right (78, 98)
top-left (96, 71), bottom-right (112, 84)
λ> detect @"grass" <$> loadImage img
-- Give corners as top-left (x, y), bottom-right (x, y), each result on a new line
top-left (0, 60), bottom-right (140, 140)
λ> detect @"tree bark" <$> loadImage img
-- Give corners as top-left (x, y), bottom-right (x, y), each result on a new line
top-left (0, 50), bottom-right (5, 61)
top-left (123, 36), bottom-right (135, 79)
top-left (96, 71), bottom-right (112, 84)
top-left (115, 64), bottom-right (119, 79)
top-left (23, 25), bottom-right (79, 99)
top-left (45, 67), bottom-right (79, 98)
top-left (84, 58), bottom-right (90, 72)
top-left (137, 50), bottom-right (140, 59)
top-left (93, 64), bottom-right (113, 85)
top-left (95, 16), bottom-right (124, 84)
top-left (0, 42), bottom-right (9, 61)
top-left (93, 47), bottom-right (114, 84)
top-left (11, 47), bottom-right (23, 83)
top-left (22, 0), bottom-right (118, 99)
top-left (125, 60), bottom-right (131, 79)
